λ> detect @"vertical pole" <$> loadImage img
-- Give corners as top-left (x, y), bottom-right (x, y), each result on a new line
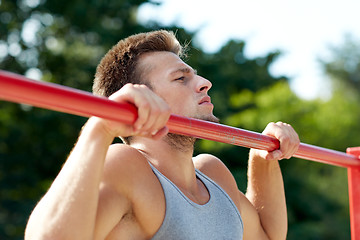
top-left (347, 147), bottom-right (360, 240)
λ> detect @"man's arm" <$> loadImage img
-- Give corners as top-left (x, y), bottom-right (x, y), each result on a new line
top-left (245, 122), bottom-right (299, 240)
top-left (25, 84), bottom-right (171, 240)
top-left (25, 119), bottom-right (119, 240)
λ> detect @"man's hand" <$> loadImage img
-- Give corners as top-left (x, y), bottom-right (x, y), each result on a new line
top-left (251, 122), bottom-right (300, 161)
top-left (94, 83), bottom-right (171, 140)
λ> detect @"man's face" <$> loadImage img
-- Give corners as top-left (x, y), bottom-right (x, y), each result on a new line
top-left (138, 51), bottom-right (218, 122)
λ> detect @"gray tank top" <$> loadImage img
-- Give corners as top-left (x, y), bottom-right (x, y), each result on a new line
top-left (149, 162), bottom-right (244, 240)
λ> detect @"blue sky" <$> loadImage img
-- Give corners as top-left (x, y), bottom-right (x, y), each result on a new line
top-left (137, 0), bottom-right (360, 99)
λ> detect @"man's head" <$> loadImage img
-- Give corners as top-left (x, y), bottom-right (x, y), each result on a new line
top-left (93, 30), bottom-right (187, 145)
top-left (93, 30), bottom-right (185, 97)
top-left (93, 30), bottom-right (218, 149)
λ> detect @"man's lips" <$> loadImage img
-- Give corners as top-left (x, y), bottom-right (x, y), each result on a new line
top-left (199, 96), bottom-right (212, 105)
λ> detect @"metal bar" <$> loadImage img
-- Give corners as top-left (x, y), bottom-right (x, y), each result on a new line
top-left (1, 70), bottom-right (359, 168)
top-left (347, 147), bottom-right (360, 240)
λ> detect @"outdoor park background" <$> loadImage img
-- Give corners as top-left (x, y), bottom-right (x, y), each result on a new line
top-left (1, 0), bottom-right (360, 239)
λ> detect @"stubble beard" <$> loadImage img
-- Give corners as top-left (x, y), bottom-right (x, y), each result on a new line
top-left (164, 114), bottom-right (220, 152)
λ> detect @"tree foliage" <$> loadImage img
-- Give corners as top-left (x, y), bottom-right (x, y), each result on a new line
top-left (0, 0), bottom-right (359, 239)
top-left (321, 34), bottom-right (360, 94)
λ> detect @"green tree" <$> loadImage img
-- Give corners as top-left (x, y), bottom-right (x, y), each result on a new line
top-left (321, 34), bottom-right (360, 94)
top-left (0, 0), bottom-right (156, 238)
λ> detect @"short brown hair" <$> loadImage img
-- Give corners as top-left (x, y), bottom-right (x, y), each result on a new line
top-left (93, 30), bottom-right (185, 97)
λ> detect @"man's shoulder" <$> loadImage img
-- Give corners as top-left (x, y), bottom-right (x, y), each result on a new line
top-left (98, 144), bottom-right (166, 238)
top-left (107, 143), bottom-right (144, 158)
top-left (193, 153), bottom-right (227, 174)
top-left (102, 143), bottom-right (154, 188)
top-left (106, 143), bottom-right (148, 167)
top-left (193, 154), bottom-right (240, 202)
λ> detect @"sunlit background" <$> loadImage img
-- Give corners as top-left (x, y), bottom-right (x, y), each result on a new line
top-left (1, 0), bottom-right (360, 239)
top-left (138, 0), bottom-right (360, 99)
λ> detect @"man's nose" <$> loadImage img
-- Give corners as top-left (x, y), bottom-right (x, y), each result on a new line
top-left (196, 76), bottom-right (212, 93)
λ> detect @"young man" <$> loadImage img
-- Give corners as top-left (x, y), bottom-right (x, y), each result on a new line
top-left (25, 30), bottom-right (299, 240)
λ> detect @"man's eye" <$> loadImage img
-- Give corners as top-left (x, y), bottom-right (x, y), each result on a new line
top-left (175, 77), bottom-right (185, 81)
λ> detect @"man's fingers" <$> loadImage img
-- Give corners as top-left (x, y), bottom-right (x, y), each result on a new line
top-left (261, 121), bottom-right (300, 160)
top-left (108, 83), bottom-right (171, 138)
top-left (140, 97), bottom-right (171, 133)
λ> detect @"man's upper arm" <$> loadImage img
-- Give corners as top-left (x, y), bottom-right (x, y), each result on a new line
top-left (238, 191), bottom-right (269, 240)
top-left (93, 144), bottom-right (142, 239)
top-left (94, 183), bottom-right (131, 239)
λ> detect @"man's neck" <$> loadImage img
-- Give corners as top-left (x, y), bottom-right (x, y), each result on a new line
top-left (130, 135), bottom-right (198, 191)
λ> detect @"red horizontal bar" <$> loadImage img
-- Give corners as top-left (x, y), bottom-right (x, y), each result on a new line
top-left (0, 70), bottom-right (359, 168)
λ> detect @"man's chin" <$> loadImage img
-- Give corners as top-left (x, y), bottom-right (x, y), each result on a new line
top-left (198, 114), bottom-right (220, 124)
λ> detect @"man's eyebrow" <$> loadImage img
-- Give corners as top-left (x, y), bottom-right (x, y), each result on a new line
top-left (170, 67), bottom-right (197, 76)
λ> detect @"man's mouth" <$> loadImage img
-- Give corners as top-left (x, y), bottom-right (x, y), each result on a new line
top-left (199, 96), bottom-right (211, 105)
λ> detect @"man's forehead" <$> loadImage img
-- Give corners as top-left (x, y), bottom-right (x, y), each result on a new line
top-left (169, 66), bottom-right (197, 76)
top-left (139, 51), bottom-right (191, 74)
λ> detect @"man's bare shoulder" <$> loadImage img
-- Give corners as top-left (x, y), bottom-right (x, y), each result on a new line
top-left (193, 154), bottom-right (235, 180)
top-left (193, 154), bottom-right (247, 218)
top-left (95, 144), bottom-right (165, 239)
top-left (103, 144), bottom-right (156, 192)
top-left (107, 143), bottom-right (145, 161)
top-left (193, 153), bottom-right (225, 173)
top-left (193, 154), bottom-right (239, 196)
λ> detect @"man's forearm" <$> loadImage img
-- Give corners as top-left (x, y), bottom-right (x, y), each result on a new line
top-left (246, 149), bottom-right (287, 240)
top-left (25, 118), bottom-right (114, 240)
